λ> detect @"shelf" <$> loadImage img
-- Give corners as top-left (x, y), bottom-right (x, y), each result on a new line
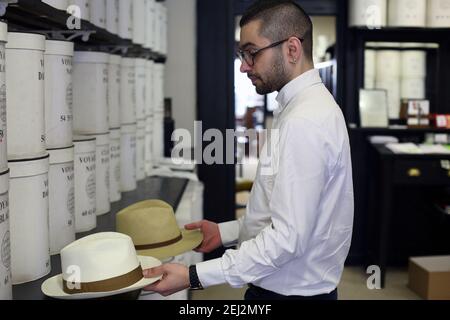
top-left (2, 0), bottom-right (167, 60)
top-left (349, 127), bottom-right (450, 134)
top-left (348, 26), bottom-right (450, 42)
top-left (12, 176), bottom-right (188, 300)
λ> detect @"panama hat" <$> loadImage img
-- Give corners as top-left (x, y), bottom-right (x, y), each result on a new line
top-left (116, 200), bottom-right (203, 260)
top-left (41, 233), bottom-right (162, 300)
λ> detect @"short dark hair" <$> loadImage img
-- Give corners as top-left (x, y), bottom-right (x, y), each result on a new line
top-left (240, 0), bottom-right (313, 62)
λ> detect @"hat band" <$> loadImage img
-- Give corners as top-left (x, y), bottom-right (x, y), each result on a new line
top-left (63, 265), bottom-right (143, 294)
top-left (135, 233), bottom-right (183, 250)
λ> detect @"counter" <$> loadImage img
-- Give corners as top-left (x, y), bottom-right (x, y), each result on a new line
top-left (12, 176), bottom-right (188, 300)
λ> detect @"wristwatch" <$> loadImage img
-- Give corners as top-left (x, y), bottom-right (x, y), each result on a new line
top-left (189, 265), bottom-right (204, 290)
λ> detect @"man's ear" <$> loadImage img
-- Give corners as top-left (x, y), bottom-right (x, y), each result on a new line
top-left (286, 37), bottom-right (302, 64)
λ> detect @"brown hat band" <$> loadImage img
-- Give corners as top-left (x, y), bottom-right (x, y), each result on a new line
top-left (134, 234), bottom-right (183, 251)
top-left (63, 265), bottom-right (143, 294)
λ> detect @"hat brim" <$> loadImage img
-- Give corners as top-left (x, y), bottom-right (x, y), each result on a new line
top-left (41, 256), bottom-right (162, 300)
top-left (136, 229), bottom-right (203, 260)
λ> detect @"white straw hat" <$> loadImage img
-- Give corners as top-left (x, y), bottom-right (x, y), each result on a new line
top-left (41, 232), bottom-right (162, 300)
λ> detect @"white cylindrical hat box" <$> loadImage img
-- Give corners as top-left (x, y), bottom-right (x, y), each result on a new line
top-left (401, 51), bottom-right (426, 78)
top-left (120, 58), bottom-right (136, 125)
top-left (133, 0), bottom-right (146, 45)
top-left (106, 0), bottom-right (119, 34)
top-left (401, 77), bottom-right (426, 99)
top-left (84, 133), bottom-right (110, 216)
top-left (427, 0), bottom-right (450, 28)
top-left (376, 50), bottom-right (401, 78)
top-left (376, 77), bottom-right (401, 119)
top-left (108, 54), bottom-right (121, 129)
top-left (154, 2), bottom-right (162, 54)
top-left (144, 0), bottom-right (153, 49)
top-left (146, 0), bottom-right (156, 50)
top-left (153, 114), bottom-right (164, 162)
top-left (6, 32), bottom-right (46, 160)
top-left (159, 3), bottom-right (166, 54)
top-left (68, 0), bottom-right (90, 20)
top-left (89, 0), bottom-right (106, 28)
top-left (73, 136), bottom-right (96, 233)
top-left (365, 49), bottom-right (376, 78)
top-left (120, 124), bottom-right (137, 192)
top-left (145, 116), bottom-right (153, 175)
top-left (109, 129), bottom-right (121, 203)
top-left (135, 58), bottom-right (147, 121)
top-left (365, 76), bottom-right (376, 89)
top-left (45, 40), bottom-right (74, 149)
top-left (388, 0), bottom-right (426, 27)
top-left (349, 0), bottom-right (387, 28)
top-left (145, 60), bottom-right (154, 118)
top-left (48, 147), bottom-right (75, 256)
top-left (153, 63), bottom-right (164, 113)
top-left (0, 23), bottom-right (7, 172)
top-left (118, 0), bottom-right (133, 40)
top-left (161, 5), bottom-right (168, 55)
top-left (0, 169), bottom-right (11, 300)
top-left (136, 122), bottom-right (146, 181)
top-left (43, 0), bottom-right (69, 10)
top-left (9, 155), bottom-right (50, 284)
top-left (73, 51), bottom-right (109, 134)
top-left (153, 63), bottom-right (164, 161)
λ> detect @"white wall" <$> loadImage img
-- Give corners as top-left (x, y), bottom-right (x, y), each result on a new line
top-left (165, 0), bottom-right (197, 146)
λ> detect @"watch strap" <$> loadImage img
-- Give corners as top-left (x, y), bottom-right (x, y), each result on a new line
top-left (189, 265), bottom-right (204, 290)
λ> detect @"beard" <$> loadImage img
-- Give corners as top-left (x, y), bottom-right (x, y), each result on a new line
top-left (253, 51), bottom-right (289, 95)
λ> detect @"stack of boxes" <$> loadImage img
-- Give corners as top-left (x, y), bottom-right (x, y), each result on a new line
top-left (72, 51), bottom-right (111, 217)
top-left (0, 21), bottom-right (10, 300)
top-left (349, 0), bottom-right (450, 28)
top-left (6, 32), bottom-right (51, 286)
top-left (0, 0), bottom-right (170, 300)
top-left (44, 40), bottom-right (76, 256)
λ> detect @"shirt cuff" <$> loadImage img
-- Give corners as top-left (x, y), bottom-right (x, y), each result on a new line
top-left (218, 221), bottom-right (239, 247)
top-left (196, 258), bottom-right (226, 288)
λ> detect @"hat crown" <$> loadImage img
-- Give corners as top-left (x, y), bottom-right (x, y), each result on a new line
top-left (116, 200), bottom-right (181, 247)
top-left (61, 233), bottom-right (140, 283)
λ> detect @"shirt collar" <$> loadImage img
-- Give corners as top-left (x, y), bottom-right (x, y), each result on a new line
top-left (274, 69), bottom-right (322, 116)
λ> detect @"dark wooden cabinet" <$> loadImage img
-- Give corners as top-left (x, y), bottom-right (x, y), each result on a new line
top-left (367, 144), bottom-right (450, 287)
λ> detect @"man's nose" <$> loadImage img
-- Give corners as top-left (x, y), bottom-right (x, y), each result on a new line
top-left (240, 60), bottom-right (252, 73)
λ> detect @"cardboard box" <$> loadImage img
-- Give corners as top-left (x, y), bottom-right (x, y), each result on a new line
top-left (408, 256), bottom-right (450, 300)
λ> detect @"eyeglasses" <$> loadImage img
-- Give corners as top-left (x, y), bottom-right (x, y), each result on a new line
top-left (237, 37), bottom-right (304, 67)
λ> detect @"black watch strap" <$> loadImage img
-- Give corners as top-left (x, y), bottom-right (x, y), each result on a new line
top-left (189, 265), bottom-right (204, 290)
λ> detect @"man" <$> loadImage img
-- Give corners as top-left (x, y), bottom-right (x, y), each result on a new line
top-left (143, 0), bottom-right (354, 300)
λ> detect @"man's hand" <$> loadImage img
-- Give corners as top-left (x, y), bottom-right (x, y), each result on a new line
top-left (185, 220), bottom-right (222, 253)
top-left (142, 264), bottom-right (190, 297)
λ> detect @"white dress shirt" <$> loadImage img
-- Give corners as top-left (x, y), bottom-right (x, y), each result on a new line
top-left (197, 69), bottom-right (354, 296)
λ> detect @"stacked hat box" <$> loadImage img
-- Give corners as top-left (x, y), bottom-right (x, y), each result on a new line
top-left (73, 51), bottom-right (110, 216)
top-left (0, 1), bottom-right (174, 300)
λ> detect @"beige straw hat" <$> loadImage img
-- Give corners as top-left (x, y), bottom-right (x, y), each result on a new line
top-left (116, 200), bottom-right (203, 260)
